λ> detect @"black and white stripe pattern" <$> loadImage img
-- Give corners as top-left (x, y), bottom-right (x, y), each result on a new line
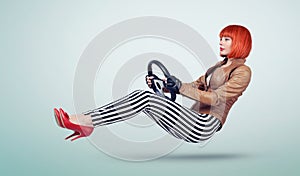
top-left (83, 90), bottom-right (220, 143)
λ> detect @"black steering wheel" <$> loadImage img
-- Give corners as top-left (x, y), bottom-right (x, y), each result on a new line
top-left (147, 60), bottom-right (177, 101)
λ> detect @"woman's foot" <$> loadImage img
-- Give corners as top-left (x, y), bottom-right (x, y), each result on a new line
top-left (54, 108), bottom-right (93, 127)
top-left (53, 108), bottom-right (94, 141)
top-left (68, 114), bottom-right (93, 127)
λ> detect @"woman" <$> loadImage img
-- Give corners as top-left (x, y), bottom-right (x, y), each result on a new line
top-left (54, 25), bottom-right (252, 142)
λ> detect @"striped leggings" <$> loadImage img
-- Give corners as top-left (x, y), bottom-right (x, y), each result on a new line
top-left (83, 90), bottom-right (221, 143)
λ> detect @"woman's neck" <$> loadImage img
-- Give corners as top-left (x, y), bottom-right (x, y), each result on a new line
top-left (221, 58), bottom-right (233, 68)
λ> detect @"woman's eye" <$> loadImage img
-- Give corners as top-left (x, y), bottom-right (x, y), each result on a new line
top-left (220, 37), bottom-right (231, 41)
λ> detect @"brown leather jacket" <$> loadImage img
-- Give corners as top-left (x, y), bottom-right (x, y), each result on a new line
top-left (179, 58), bottom-right (251, 127)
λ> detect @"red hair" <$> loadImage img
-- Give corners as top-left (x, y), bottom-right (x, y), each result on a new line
top-left (219, 25), bottom-right (252, 59)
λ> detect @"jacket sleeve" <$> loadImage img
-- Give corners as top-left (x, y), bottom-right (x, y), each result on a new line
top-left (179, 65), bottom-right (251, 105)
top-left (192, 75), bottom-right (206, 90)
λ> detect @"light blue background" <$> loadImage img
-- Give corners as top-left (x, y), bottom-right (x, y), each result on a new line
top-left (1, 0), bottom-right (299, 175)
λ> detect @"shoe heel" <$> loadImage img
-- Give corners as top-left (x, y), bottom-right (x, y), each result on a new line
top-left (65, 131), bottom-right (80, 140)
top-left (70, 134), bottom-right (85, 141)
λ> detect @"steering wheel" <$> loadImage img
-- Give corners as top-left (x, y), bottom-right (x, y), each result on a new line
top-left (147, 60), bottom-right (177, 101)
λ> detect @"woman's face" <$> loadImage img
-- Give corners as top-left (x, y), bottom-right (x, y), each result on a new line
top-left (219, 36), bottom-right (232, 57)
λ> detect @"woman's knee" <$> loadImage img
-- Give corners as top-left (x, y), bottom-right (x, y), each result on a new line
top-left (131, 89), bottom-right (153, 95)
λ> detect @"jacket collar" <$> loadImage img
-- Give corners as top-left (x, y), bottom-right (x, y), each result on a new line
top-left (228, 58), bottom-right (246, 68)
top-left (230, 58), bottom-right (245, 64)
top-left (221, 58), bottom-right (245, 73)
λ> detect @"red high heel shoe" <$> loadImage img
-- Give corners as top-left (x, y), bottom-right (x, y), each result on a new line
top-left (54, 108), bottom-right (94, 141)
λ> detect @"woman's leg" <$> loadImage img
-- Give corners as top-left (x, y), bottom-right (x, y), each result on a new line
top-left (68, 90), bottom-right (146, 127)
top-left (83, 90), bottom-right (221, 143)
top-left (83, 90), bottom-right (151, 126)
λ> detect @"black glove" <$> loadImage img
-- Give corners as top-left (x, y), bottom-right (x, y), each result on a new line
top-left (165, 75), bottom-right (182, 94)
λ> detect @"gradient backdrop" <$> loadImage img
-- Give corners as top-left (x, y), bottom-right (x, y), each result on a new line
top-left (1, 0), bottom-right (299, 176)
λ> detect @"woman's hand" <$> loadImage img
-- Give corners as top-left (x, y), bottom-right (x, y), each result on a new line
top-left (145, 75), bottom-right (154, 88)
top-left (165, 75), bottom-right (182, 94)
top-left (145, 75), bottom-right (167, 88)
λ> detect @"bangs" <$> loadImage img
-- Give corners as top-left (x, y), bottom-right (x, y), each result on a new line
top-left (219, 27), bottom-right (236, 39)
